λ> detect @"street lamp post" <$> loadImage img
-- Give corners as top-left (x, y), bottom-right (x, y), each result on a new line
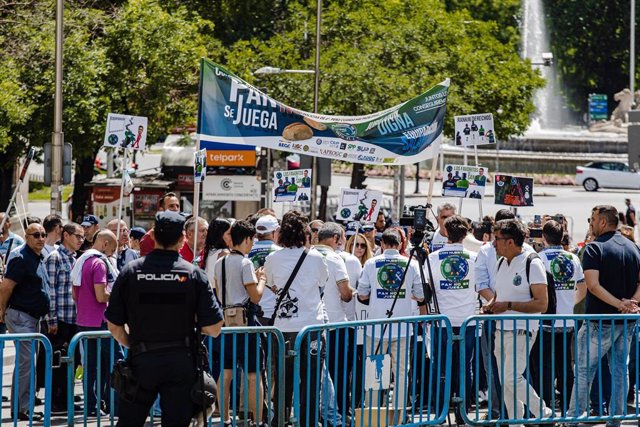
top-left (254, 0), bottom-right (323, 220)
top-left (51, 0), bottom-right (64, 215)
top-left (632, 0), bottom-right (636, 97)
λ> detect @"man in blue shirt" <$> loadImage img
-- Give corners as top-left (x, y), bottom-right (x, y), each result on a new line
top-left (0, 223), bottom-right (50, 421)
top-left (567, 205), bottom-right (640, 427)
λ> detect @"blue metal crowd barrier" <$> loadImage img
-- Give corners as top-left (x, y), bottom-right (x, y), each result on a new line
top-left (459, 314), bottom-right (640, 426)
top-left (293, 315), bottom-right (453, 427)
top-left (65, 330), bottom-right (121, 426)
top-left (0, 333), bottom-right (52, 426)
top-left (206, 326), bottom-right (286, 427)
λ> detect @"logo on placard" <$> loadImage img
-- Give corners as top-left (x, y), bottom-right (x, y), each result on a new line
top-left (340, 208), bottom-right (351, 219)
top-left (108, 134), bottom-right (119, 145)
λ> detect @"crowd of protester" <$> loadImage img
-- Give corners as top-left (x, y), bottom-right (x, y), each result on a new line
top-left (0, 192), bottom-right (639, 427)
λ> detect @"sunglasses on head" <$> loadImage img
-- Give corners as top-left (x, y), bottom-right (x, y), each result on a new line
top-left (27, 232), bottom-right (46, 239)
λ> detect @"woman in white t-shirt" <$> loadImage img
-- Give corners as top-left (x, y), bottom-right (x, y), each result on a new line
top-left (203, 218), bottom-right (233, 289)
top-left (263, 210), bottom-right (328, 427)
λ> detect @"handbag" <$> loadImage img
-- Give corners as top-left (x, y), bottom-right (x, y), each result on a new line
top-left (270, 249), bottom-right (308, 324)
top-left (221, 256), bottom-right (248, 327)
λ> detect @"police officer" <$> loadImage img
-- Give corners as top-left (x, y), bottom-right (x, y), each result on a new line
top-left (105, 211), bottom-right (224, 426)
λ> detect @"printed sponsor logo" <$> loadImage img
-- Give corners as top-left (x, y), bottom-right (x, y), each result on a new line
top-left (207, 150), bottom-right (256, 166)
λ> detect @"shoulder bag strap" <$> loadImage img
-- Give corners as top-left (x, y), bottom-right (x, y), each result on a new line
top-left (221, 257), bottom-right (227, 308)
top-left (270, 249), bottom-right (308, 324)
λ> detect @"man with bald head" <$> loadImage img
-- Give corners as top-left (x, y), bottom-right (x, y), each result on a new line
top-left (73, 230), bottom-right (121, 416)
top-left (107, 219), bottom-right (139, 270)
top-left (0, 223), bottom-right (50, 421)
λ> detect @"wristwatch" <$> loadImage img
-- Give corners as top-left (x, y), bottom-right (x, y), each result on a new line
top-left (507, 301), bottom-right (513, 310)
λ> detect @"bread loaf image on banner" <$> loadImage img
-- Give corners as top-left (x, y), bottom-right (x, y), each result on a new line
top-left (283, 122), bottom-right (314, 141)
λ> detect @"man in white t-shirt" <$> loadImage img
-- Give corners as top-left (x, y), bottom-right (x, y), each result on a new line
top-left (213, 220), bottom-right (264, 426)
top-left (530, 219), bottom-right (585, 412)
top-left (430, 202), bottom-right (456, 252)
top-left (315, 222), bottom-right (355, 423)
top-left (248, 214), bottom-right (281, 325)
top-left (428, 215), bottom-right (477, 424)
top-left (484, 219), bottom-right (553, 425)
top-left (357, 229), bottom-right (424, 423)
top-left (475, 209), bottom-right (534, 420)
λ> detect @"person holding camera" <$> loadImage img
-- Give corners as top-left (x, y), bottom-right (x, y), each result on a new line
top-left (427, 215), bottom-right (477, 425)
top-left (105, 211), bottom-right (224, 426)
top-left (213, 220), bottom-right (265, 426)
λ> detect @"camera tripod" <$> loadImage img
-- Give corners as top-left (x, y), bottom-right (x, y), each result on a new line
top-left (374, 229), bottom-right (440, 353)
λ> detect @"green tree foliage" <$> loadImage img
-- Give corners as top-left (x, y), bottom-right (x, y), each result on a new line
top-left (0, 0), bottom-right (216, 216)
top-left (445, 0), bottom-right (522, 48)
top-left (544, 0), bottom-right (632, 115)
top-left (226, 0), bottom-right (543, 139)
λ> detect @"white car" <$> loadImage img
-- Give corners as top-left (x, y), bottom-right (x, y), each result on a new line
top-left (160, 134), bottom-right (196, 176)
top-left (576, 161), bottom-right (640, 191)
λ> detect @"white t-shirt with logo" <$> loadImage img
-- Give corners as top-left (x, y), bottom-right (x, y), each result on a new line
top-left (430, 231), bottom-right (448, 252)
top-left (494, 251), bottom-right (547, 331)
top-left (428, 243), bottom-right (478, 327)
top-left (539, 247), bottom-right (584, 327)
top-left (338, 251), bottom-right (362, 321)
top-left (358, 249), bottom-right (424, 338)
top-left (315, 245), bottom-right (351, 323)
top-left (264, 247), bottom-right (328, 332)
top-left (249, 240), bottom-right (281, 317)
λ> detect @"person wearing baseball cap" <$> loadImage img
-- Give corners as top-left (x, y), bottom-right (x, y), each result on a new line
top-left (78, 215), bottom-right (100, 256)
top-left (129, 227), bottom-right (146, 255)
top-left (249, 215), bottom-right (281, 326)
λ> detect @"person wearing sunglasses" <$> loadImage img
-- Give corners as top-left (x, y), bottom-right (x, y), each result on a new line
top-left (345, 234), bottom-right (373, 268)
top-left (0, 223), bottom-right (50, 421)
top-left (309, 219), bottom-right (324, 246)
top-left (44, 222), bottom-right (85, 414)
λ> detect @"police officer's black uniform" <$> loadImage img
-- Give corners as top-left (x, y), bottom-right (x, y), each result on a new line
top-left (105, 211), bottom-right (223, 426)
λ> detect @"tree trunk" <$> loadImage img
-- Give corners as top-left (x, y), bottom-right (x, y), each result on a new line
top-left (350, 163), bottom-right (367, 189)
top-left (70, 155), bottom-right (96, 223)
top-left (0, 164), bottom-right (15, 212)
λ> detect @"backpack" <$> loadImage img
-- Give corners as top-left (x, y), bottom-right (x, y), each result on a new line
top-left (497, 252), bottom-right (557, 315)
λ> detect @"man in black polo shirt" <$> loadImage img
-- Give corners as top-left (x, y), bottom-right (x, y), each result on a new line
top-left (0, 223), bottom-right (50, 421)
top-left (567, 205), bottom-right (640, 427)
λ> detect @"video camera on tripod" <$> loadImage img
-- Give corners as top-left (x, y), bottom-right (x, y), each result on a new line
top-left (399, 204), bottom-right (436, 247)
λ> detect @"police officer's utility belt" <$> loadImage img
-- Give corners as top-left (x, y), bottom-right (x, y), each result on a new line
top-left (130, 337), bottom-right (191, 356)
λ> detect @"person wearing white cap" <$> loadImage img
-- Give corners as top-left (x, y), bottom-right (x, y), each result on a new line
top-left (248, 215), bottom-right (281, 325)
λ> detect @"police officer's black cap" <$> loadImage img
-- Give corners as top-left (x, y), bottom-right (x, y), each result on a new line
top-left (155, 211), bottom-right (186, 238)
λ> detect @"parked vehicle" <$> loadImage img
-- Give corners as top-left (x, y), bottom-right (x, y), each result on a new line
top-left (575, 161), bottom-right (640, 191)
top-left (160, 134), bottom-right (196, 177)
